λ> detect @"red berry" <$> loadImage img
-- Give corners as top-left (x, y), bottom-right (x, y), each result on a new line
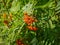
top-left (27, 26), bottom-right (38, 31)
top-left (24, 15), bottom-right (36, 25)
top-left (4, 20), bottom-right (9, 25)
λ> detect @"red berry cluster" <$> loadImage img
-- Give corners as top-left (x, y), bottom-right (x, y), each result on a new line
top-left (16, 39), bottom-right (24, 45)
top-left (23, 12), bottom-right (38, 31)
top-left (24, 13), bottom-right (36, 25)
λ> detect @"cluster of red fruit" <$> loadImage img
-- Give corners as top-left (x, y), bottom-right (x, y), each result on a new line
top-left (16, 39), bottom-right (24, 45)
top-left (23, 12), bottom-right (38, 31)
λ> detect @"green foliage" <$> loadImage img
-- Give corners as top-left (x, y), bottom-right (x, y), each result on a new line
top-left (0, 0), bottom-right (60, 45)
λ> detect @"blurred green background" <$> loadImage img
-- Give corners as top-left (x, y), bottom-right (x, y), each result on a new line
top-left (0, 0), bottom-right (60, 45)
